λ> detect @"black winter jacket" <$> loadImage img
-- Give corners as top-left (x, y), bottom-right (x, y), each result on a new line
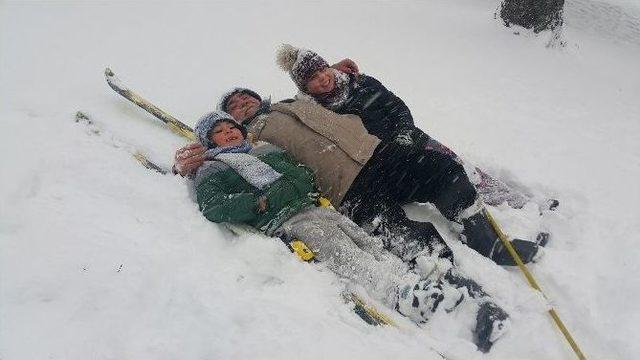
top-left (333, 74), bottom-right (414, 140)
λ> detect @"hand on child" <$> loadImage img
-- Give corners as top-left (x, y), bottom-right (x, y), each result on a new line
top-left (174, 143), bottom-right (206, 176)
top-left (331, 58), bottom-right (359, 76)
top-left (256, 196), bottom-right (268, 213)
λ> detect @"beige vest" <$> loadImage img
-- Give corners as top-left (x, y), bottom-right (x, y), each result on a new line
top-left (247, 100), bottom-right (380, 205)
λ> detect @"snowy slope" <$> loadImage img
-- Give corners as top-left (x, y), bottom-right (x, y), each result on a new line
top-left (1, 1), bottom-right (639, 359)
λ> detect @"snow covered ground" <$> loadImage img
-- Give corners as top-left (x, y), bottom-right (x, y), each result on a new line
top-left (1, 1), bottom-right (639, 359)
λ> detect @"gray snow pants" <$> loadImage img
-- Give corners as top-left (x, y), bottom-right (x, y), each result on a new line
top-left (276, 207), bottom-right (415, 306)
top-left (276, 207), bottom-right (508, 338)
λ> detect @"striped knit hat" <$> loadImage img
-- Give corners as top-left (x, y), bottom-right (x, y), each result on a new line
top-left (276, 44), bottom-right (329, 90)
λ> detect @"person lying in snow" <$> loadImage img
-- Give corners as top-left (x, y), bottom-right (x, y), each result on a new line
top-left (275, 44), bottom-right (545, 265)
top-left (174, 80), bottom-right (540, 266)
top-left (177, 88), bottom-right (453, 265)
top-left (276, 45), bottom-right (552, 212)
top-left (192, 110), bottom-right (510, 352)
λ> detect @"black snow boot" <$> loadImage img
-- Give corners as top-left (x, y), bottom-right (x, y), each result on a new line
top-left (373, 209), bottom-right (454, 263)
top-left (474, 302), bottom-right (510, 353)
top-left (490, 239), bottom-right (540, 265)
top-left (460, 211), bottom-right (540, 266)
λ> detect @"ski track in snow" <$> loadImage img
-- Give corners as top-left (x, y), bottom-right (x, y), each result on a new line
top-left (1, 1), bottom-right (639, 359)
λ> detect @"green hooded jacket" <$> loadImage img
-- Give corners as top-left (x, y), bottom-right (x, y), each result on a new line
top-left (194, 144), bottom-right (316, 235)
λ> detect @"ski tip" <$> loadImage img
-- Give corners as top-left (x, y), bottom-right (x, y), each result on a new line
top-left (104, 67), bottom-right (126, 91)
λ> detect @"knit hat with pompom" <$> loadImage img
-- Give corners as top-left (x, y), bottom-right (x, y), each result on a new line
top-left (276, 44), bottom-right (329, 90)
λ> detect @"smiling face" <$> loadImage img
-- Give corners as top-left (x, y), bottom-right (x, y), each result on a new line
top-left (305, 67), bottom-right (336, 95)
top-left (209, 121), bottom-right (245, 148)
top-left (225, 92), bottom-right (261, 123)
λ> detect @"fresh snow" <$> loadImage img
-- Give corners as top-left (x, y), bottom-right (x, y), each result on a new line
top-left (1, 1), bottom-right (639, 359)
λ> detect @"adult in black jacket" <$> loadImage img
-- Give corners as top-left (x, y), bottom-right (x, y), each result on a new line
top-left (276, 44), bottom-right (540, 266)
top-left (337, 74), bottom-right (414, 141)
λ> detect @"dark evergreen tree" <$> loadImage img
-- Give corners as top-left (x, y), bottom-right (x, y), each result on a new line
top-left (500, 0), bottom-right (565, 33)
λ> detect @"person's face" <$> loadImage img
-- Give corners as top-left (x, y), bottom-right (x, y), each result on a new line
top-left (305, 67), bottom-right (336, 95)
top-left (210, 121), bottom-right (244, 147)
top-left (226, 93), bottom-right (261, 123)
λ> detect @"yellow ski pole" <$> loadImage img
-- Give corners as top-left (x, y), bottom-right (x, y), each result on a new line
top-left (483, 208), bottom-right (586, 360)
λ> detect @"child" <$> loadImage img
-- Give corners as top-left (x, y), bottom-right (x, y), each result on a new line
top-left (276, 44), bottom-right (542, 266)
top-left (192, 110), bottom-right (510, 352)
